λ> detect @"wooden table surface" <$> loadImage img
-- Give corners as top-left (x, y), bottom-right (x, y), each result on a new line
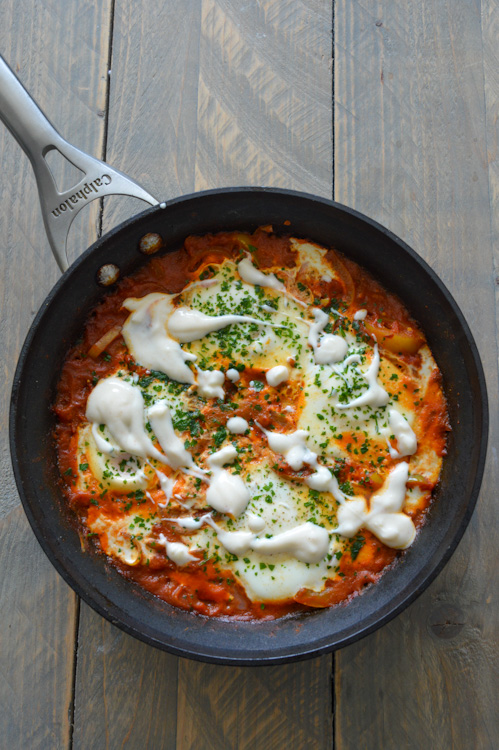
top-left (1, 1), bottom-right (498, 748)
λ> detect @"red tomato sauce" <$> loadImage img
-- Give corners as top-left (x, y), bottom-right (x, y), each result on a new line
top-left (54, 229), bottom-right (449, 620)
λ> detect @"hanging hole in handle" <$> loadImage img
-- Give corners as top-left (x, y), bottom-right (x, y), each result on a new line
top-left (64, 199), bottom-right (102, 267)
top-left (100, 194), bottom-right (158, 233)
top-left (43, 146), bottom-right (85, 193)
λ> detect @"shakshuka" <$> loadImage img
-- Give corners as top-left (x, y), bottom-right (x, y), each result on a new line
top-left (54, 229), bottom-right (449, 619)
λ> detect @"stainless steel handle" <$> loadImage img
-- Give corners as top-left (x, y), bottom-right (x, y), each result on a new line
top-left (0, 56), bottom-right (159, 271)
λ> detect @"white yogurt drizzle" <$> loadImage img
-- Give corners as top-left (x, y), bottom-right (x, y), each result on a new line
top-left (308, 308), bottom-right (348, 365)
top-left (90, 423), bottom-right (121, 455)
top-left (158, 534), bottom-right (197, 565)
top-left (257, 423), bottom-right (415, 548)
top-left (354, 309), bottom-right (367, 321)
top-left (86, 378), bottom-right (166, 462)
top-left (87, 379), bottom-right (209, 498)
top-left (207, 517), bottom-right (330, 564)
top-left (167, 306), bottom-right (278, 343)
top-left (227, 416), bottom-right (249, 434)
top-left (147, 402), bottom-right (194, 469)
top-left (246, 511), bottom-right (266, 532)
top-left (237, 255), bottom-right (285, 291)
top-left (334, 353), bottom-right (362, 372)
top-left (123, 292), bottom-right (280, 389)
top-left (226, 368), bottom-right (240, 383)
top-left (238, 254), bottom-right (311, 309)
top-left (385, 408), bottom-right (418, 458)
top-left (256, 424), bottom-right (345, 503)
top-left (257, 426), bottom-right (315, 470)
top-left (266, 365), bottom-right (290, 387)
top-left (334, 462), bottom-right (416, 549)
top-left (92, 267), bottom-right (417, 572)
top-left (336, 343), bottom-right (389, 409)
top-left (196, 368), bottom-right (226, 400)
top-left (154, 468), bottom-right (175, 507)
top-left (167, 513), bottom-right (212, 530)
top-left (122, 294), bottom-right (196, 384)
top-left (205, 446), bottom-right (250, 517)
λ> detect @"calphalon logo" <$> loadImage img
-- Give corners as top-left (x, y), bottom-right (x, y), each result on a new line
top-left (51, 174), bottom-right (112, 217)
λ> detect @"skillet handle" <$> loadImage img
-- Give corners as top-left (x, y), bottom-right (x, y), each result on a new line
top-left (0, 56), bottom-right (159, 272)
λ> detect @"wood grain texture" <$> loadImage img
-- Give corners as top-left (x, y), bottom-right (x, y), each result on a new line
top-left (72, 603), bottom-right (179, 750)
top-left (177, 3), bottom-right (334, 749)
top-left (194, 0), bottom-right (332, 196)
top-left (73, 2), bottom-right (334, 749)
top-left (101, 0), bottom-right (203, 231)
top-left (0, 507), bottom-right (77, 748)
top-left (176, 658), bottom-right (332, 750)
top-left (484, 1), bottom-right (499, 312)
top-left (334, 2), bottom-right (499, 748)
top-left (72, 2), bottom-right (203, 746)
top-left (3, 0), bottom-right (498, 747)
top-left (0, 1), bottom-right (112, 747)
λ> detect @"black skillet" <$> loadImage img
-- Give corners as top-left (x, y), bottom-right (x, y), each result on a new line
top-left (2, 56), bottom-right (488, 665)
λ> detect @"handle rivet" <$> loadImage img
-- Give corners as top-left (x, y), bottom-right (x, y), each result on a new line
top-left (97, 263), bottom-right (120, 286)
top-left (139, 232), bottom-right (163, 255)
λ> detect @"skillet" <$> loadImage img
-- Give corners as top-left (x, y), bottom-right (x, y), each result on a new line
top-left (2, 56), bottom-right (488, 665)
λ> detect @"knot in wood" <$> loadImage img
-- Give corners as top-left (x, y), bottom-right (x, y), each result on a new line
top-left (427, 603), bottom-right (465, 640)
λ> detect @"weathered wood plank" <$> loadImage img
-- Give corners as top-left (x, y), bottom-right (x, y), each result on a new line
top-left (484, 2), bottom-right (499, 308)
top-left (99, 0), bottom-right (204, 230)
top-left (0, 507), bottom-right (77, 749)
top-left (176, 2), bottom-right (333, 748)
top-left (73, 603), bottom-right (179, 750)
top-left (71, 2), bottom-right (203, 747)
top-left (0, 1), bottom-right (112, 747)
top-left (176, 659), bottom-right (332, 750)
top-left (73, 1), bottom-right (334, 748)
top-left (334, 2), bottom-right (499, 748)
top-left (194, 0), bottom-right (332, 197)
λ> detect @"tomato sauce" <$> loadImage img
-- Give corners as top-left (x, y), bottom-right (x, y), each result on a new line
top-left (54, 229), bottom-right (449, 620)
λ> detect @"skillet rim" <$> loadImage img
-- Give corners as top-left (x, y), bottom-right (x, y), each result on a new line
top-left (9, 187), bottom-right (489, 665)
